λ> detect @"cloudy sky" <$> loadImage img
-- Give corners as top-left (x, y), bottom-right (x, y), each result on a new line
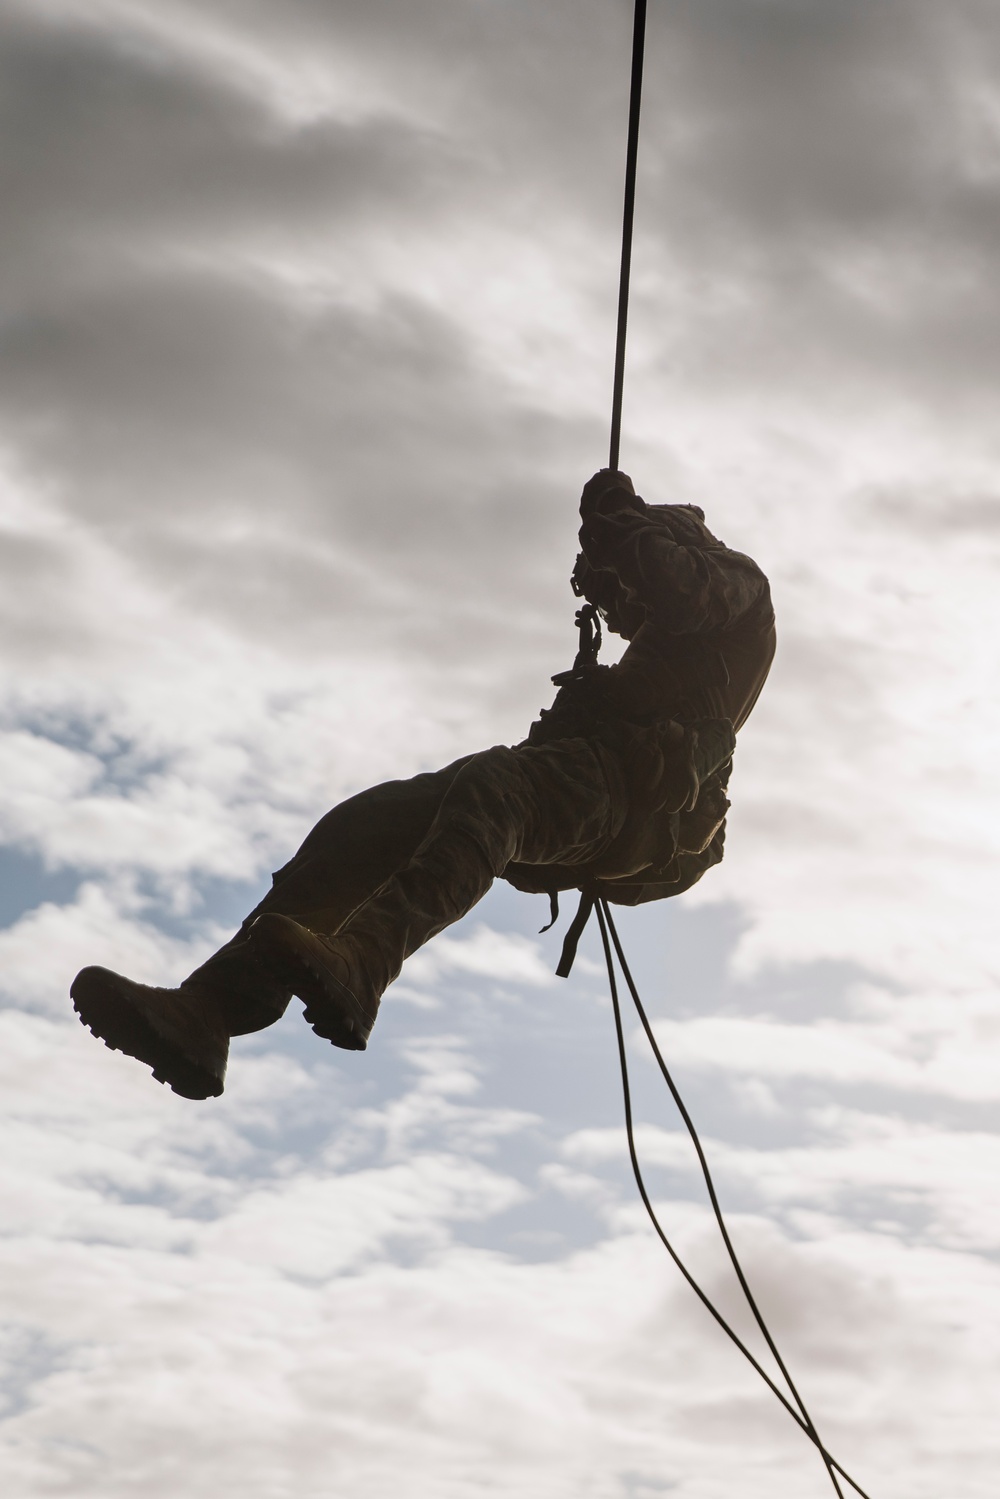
top-left (1, 0), bottom-right (999, 1494)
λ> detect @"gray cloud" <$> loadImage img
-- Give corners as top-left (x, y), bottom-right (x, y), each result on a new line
top-left (0, 3), bottom-right (611, 677)
top-left (619, 0), bottom-right (1000, 411)
top-left (6, 0), bottom-right (999, 683)
top-left (861, 484), bottom-right (1000, 536)
top-left (0, 13), bottom-right (469, 298)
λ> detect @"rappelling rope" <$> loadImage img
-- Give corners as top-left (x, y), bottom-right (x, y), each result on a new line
top-left (597, 6), bottom-right (864, 1493)
top-left (596, 899), bottom-right (864, 1497)
top-left (609, 0), bottom-right (647, 471)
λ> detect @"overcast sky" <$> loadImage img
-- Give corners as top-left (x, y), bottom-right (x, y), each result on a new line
top-left (1, 1), bottom-right (999, 1496)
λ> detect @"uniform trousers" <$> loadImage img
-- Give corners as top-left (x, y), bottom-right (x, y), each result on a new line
top-left (185, 737), bottom-right (628, 1035)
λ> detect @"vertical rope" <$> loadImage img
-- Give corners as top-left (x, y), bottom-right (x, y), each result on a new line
top-left (596, 12), bottom-right (864, 1493)
top-left (609, 0), bottom-right (648, 472)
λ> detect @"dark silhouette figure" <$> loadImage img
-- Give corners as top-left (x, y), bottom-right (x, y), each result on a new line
top-left (71, 471), bottom-right (775, 1098)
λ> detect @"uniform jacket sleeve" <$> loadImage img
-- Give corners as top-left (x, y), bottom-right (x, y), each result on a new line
top-left (595, 825), bottom-right (727, 907)
top-left (578, 506), bottom-right (771, 636)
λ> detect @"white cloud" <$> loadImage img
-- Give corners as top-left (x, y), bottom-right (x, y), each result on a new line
top-left (0, 1183), bottom-right (995, 1498)
top-left (0, 881), bottom-right (219, 1011)
top-left (404, 923), bottom-right (557, 990)
top-left (637, 1007), bottom-right (1000, 1102)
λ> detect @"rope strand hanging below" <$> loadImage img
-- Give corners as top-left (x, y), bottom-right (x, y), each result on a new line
top-left (596, 900), bottom-right (859, 1498)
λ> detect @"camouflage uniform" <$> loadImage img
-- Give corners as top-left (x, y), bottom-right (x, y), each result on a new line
top-left (187, 471), bottom-right (775, 1033)
top-left (71, 471), bottom-right (775, 1097)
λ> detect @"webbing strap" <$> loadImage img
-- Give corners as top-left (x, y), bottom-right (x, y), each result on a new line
top-left (555, 887), bottom-right (595, 977)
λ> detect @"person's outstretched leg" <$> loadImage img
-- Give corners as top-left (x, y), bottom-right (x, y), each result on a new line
top-left (185, 762), bottom-right (471, 1032)
top-left (248, 738), bottom-right (623, 1048)
top-left (71, 761), bottom-right (470, 1097)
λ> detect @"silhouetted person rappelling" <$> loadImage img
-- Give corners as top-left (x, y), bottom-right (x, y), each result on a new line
top-left (71, 470), bottom-right (775, 1100)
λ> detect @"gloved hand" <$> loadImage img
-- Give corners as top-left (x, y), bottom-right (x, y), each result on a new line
top-left (676, 774), bottom-right (731, 855)
top-left (579, 468), bottom-right (640, 519)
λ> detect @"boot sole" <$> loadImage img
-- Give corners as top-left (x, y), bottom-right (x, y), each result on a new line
top-left (248, 915), bottom-right (372, 1051)
top-left (71, 967), bottom-right (224, 1100)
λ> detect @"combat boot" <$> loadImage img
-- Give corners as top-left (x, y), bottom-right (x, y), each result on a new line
top-left (71, 967), bottom-right (229, 1099)
top-left (247, 914), bottom-right (378, 1051)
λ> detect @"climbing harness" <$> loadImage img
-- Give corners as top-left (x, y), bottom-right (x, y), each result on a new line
top-left (571, 5), bottom-right (870, 1494)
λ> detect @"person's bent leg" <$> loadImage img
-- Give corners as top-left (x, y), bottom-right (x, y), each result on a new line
top-left (71, 761), bottom-right (470, 1095)
top-left (248, 739), bottom-right (621, 1048)
top-left (185, 763), bottom-right (469, 1033)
